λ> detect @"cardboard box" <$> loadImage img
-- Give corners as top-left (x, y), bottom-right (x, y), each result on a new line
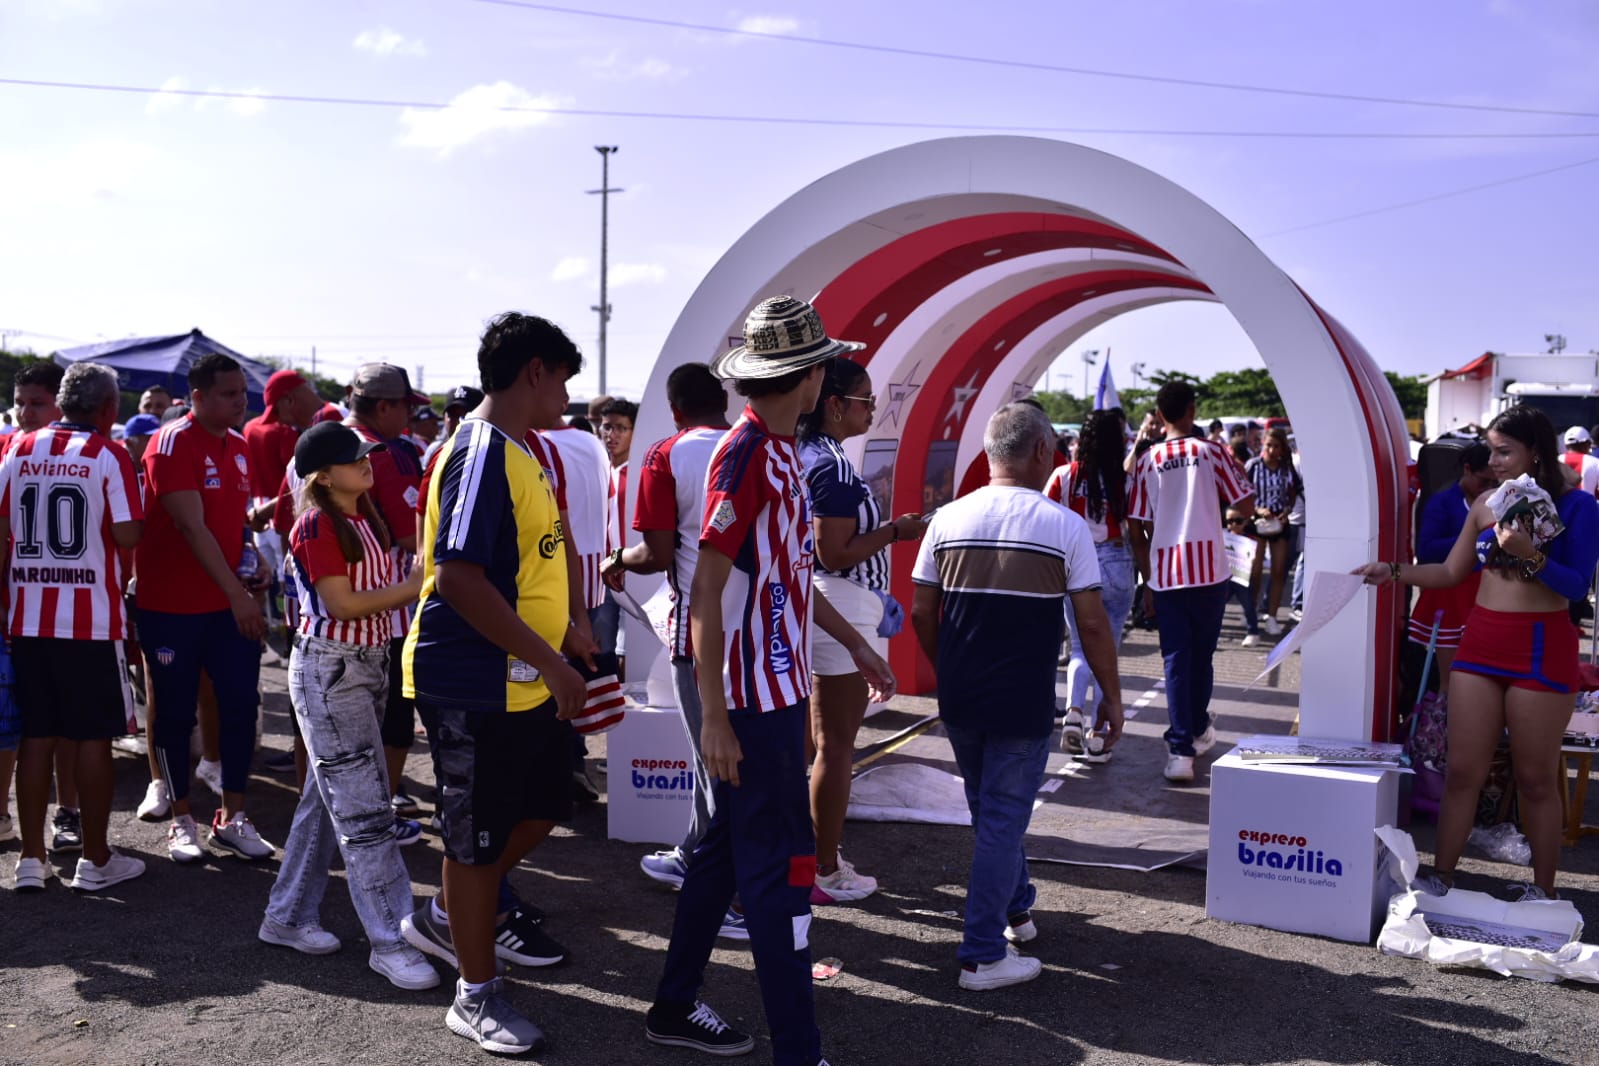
top-left (606, 703), bottom-right (695, 846)
top-left (1207, 750), bottom-right (1401, 943)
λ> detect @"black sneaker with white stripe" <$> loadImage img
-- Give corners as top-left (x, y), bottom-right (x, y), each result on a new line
top-left (494, 906), bottom-right (567, 967)
top-left (645, 1000), bottom-right (754, 1057)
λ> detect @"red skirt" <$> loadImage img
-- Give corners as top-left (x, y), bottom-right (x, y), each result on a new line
top-left (1408, 572), bottom-right (1482, 649)
top-left (1452, 606), bottom-right (1580, 694)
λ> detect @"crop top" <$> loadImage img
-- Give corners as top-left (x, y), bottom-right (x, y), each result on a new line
top-left (1474, 486), bottom-right (1599, 602)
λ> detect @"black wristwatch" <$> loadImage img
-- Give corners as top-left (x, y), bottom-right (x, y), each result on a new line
top-left (607, 547), bottom-right (625, 572)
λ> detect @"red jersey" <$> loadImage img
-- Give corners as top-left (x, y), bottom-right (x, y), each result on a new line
top-left (0, 424), bottom-right (143, 640)
top-left (289, 509), bottom-right (394, 647)
top-left (700, 406), bottom-right (814, 713)
top-left (242, 414), bottom-right (298, 500)
top-left (136, 415), bottom-right (252, 614)
top-left (348, 421), bottom-right (420, 639)
top-left (607, 460), bottom-right (629, 554)
top-left (1128, 436), bottom-right (1252, 591)
top-left (1045, 461), bottom-right (1126, 543)
top-left (634, 426), bottom-right (724, 659)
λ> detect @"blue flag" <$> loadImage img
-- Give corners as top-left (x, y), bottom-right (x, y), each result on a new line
top-left (1094, 356), bottom-right (1120, 410)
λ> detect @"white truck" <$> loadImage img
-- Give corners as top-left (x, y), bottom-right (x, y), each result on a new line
top-left (1425, 350), bottom-right (1599, 437)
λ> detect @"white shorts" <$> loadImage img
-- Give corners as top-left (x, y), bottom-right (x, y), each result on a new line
top-left (811, 573), bottom-right (885, 677)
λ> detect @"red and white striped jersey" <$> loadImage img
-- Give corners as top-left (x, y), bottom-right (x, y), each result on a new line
top-left (699, 406), bottom-right (814, 713)
top-left (1045, 461), bottom-right (1127, 544)
top-left (542, 426), bottom-right (610, 610)
top-left (347, 421), bottom-right (420, 641)
top-left (606, 460), bottom-right (629, 553)
top-left (0, 423), bottom-right (143, 640)
top-left (633, 426), bottom-right (725, 659)
top-left (289, 509), bottom-right (394, 647)
top-left (1128, 436), bottom-right (1252, 591)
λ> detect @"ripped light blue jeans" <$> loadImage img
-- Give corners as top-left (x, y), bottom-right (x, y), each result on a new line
top-left (1063, 540), bottom-right (1137, 730)
top-left (265, 636), bottom-right (414, 954)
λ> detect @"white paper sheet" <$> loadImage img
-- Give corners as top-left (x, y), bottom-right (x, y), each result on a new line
top-left (1249, 570), bottom-right (1365, 687)
top-left (1224, 530), bottom-right (1258, 587)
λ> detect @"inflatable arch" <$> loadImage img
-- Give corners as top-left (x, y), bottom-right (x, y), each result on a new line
top-left (629, 136), bottom-right (1410, 741)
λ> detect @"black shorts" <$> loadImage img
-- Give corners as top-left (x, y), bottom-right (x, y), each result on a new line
top-left (14, 637), bottom-right (131, 741)
top-left (423, 700), bottom-right (573, 866)
top-left (381, 636), bottom-right (416, 750)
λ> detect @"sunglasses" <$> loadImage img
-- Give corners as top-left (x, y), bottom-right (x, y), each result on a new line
top-left (842, 394), bottom-right (877, 406)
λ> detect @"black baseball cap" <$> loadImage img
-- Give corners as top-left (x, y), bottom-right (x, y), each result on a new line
top-left (446, 385), bottom-right (484, 413)
top-left (294, 421), bottom-right (385, 477)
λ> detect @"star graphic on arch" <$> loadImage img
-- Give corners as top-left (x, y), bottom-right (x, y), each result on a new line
top-left (1010, 381), bottom-right (1035, 402)
top-left (877, 374), bottom-right (921, 430)
top-left (945, 370), bottom-right (982, 427)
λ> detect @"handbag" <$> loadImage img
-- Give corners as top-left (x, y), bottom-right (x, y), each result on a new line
top-left (1404, 611), bottom-right (1449, 817)
top-left (1253, 515), bottom-right (1284, 537)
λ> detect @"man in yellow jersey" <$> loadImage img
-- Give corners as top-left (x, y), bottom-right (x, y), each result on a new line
top-left (399, 313), bottom-right (586, 1056)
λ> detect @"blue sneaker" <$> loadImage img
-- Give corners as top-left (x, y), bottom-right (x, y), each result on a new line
top-left (395, 817), bottom-right (423, 847)
top-left (640, 847), bottom-right (688, 888)
top-left (717, 906), bottom-right (748, 941)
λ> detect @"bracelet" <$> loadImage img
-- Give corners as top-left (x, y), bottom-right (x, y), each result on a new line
top-left (888, 523), bottom-right (900, 543)
top-left (607, 547), bottom-right (625, 571)
top-left (1522, 550), bottom-right (1547, 579)
top-left (1388, 561), bottom-right (1401, 583)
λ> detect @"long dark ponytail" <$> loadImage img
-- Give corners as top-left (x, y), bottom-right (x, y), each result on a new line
top-left (1076, 408), bottom-right (1128, 524)
top-left (298, 477), bottom-right (393, 564)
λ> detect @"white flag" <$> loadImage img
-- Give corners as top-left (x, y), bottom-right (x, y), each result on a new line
top-left (1094, 356), bottom-right (1120, 410)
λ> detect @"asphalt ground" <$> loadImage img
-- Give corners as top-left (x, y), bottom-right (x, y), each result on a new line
top-left (4, 605), bottom-right (1599, 1066)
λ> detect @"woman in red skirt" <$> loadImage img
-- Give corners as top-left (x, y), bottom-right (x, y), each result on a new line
top-left (1357, 406), bottom-right (1599, 901)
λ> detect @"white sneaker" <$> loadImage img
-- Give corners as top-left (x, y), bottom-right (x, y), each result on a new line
top-left (70, 850), bottom-right (146, 892)
top-left (369, 946), bottom-right (441, 989)
top-left (0, 812), bottom-right (16, 842)
top-left (196, 758), bottom-right (224, 796)
top-left (137, 780), bottom-right (172, 821)
top-left (1193, 725), bottom-right (1218, 757)
top-left (811, 856), bottom-right (878, 904)
top-left (210, 810), bottom-right (275, 859)
top-left (1163, 754), bottom-right (1195, 783)
top-left (959, 944), bottom-right (1043, 990)
top-left (168, 814), bottom-right (205, 863)
top-left (1241, 633), bottom-right (1260, 648)
top-left (14, 855), bottom-right (51, 892)
top-left (1060, 709), bottom-right (1085, 754)
top-left (258, 918), bottom-right (342, 955)
top-left (1263, 616), bottom-right (1282, 637)
top-left (1075, 731), bottom-right (1113, 764)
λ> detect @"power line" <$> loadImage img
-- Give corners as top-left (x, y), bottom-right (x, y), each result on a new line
top-left (3, 77), bottom-right (1598, 139)
top-left (470, 0), bottom-right (1599, 121)
top-left (1262, 154), bottom-right (1599, 237)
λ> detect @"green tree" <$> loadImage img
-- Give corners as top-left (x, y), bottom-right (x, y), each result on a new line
top-left (1383, 371), bottom-right (1427, 422)
top-left (1196, 368), bottom-right (1285, 418)
top-left (1030, 390), bottom-right (1092, 425)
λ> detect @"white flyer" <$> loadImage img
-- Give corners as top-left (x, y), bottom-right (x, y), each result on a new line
top-left (1249, 570), bottom-right (1365, 686)
top-left (1224, 530), bottom-right (1258, 587)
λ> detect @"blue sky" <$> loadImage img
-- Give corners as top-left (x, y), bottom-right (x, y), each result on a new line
top-left (2, 0), bottom-right (1596, 401)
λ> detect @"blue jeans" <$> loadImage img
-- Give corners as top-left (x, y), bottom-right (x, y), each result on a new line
top-left (671, 657), bottom-right (715, 856)
top-left (943, 725), bottom-right (1050, 965)
top-left (1226, 579), bottom-right (1259, 634)
top-left (266, 637), bottom-right (413, 954)
top-left (1063, 540), bottom-right (1136, 729)
top-left (1152, 581), bottom-right (1230, 756)
top-left (1289, 525), bottom-right (1306, 612)
top-left (141, 607), bottom-right (261, 803)
top-left (657, 701), bottom-right (820, 1066)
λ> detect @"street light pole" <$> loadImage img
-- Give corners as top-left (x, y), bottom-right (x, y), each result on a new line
top-left (588, 146), bottom-right (622, 396)
top-left (1081, 348), bottom-right (1100, 401)
top-left (1131, 361), bottom-right (1146, 391)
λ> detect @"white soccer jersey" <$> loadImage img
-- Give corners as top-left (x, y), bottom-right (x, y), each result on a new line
top-left (542, 426), bottom-right (611, 610)
top-left (0, 424), bottom-right (143, 640)
top-left (632, 426), bottom-right (725, 658)
top-left (1128, 435), bottom-right (1253, 591)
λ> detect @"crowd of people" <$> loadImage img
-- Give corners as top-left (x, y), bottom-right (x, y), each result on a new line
top-left (1, 295), bottom-right (1594, 1064)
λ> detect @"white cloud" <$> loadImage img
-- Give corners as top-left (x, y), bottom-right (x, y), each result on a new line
top-left (551, 256), bottom-right (590, 282)
top-left (146, 76), bottom-right (187, 114)
top-left (398, 81), bottom-right (567, 156)
top-left (581, 51), bottom-right (687, 82)
top-left (354, 27), bottom-right (427, 57)
top-left (610, 262), bottom-right (668, 287)
top-left (735, 14), bottom-right (800, 36)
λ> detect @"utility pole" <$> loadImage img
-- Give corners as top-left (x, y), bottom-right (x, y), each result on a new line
top-left (1081, 348), bottom-right (1101, 401)
top-left (415, 365), bottom-right (425, 393)
top-left (311, 345), bottom-right (317, 377)
top-left (588, 146), bottom-right (622, 396)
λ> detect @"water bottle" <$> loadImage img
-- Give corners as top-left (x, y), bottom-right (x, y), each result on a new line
top-left (237, 542), bottom-right (262, 583)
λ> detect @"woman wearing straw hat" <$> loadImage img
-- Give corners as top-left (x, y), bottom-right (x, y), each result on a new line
top-left (649, 295), bottom-right (894, 1066)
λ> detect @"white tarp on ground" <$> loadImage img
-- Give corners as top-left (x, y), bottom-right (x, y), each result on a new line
top-left (846, 764), bottom-right (971, 826)
top-left (1375, 826), bottom-right (1599, 984)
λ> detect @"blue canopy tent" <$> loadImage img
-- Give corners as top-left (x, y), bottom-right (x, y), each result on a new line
top-left (54, 329), bottom-right (274, 411)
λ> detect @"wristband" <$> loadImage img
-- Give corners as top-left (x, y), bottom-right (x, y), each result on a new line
top-left (888, 523), bottom-right (900, 543)
top-left (607, 547), bottom-right (625, 571)
top-left (1388, 562), bottom-right (1400, 583)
